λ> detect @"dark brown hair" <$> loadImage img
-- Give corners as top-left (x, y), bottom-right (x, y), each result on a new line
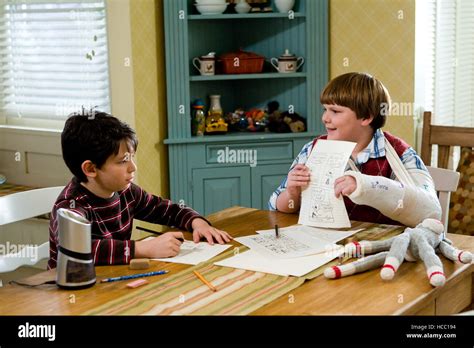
top-left (320, 72), bottom-right (391, 129)
top-left (61, 111), bottom-right (138, 182)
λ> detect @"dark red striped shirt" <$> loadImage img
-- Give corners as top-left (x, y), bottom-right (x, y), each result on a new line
top-left (47, 178), bottom-right (204, 269)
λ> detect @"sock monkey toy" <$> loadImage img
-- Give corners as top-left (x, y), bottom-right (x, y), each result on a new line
top-left (324, 219), bottom-right (472, 287)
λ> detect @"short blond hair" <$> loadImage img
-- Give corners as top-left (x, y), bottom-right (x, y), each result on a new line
top-left (320, 72), bottom-right (391, 129)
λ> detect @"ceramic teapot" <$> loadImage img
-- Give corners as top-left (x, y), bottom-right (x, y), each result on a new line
top-left (271, 49), bottom-right (304, 73)
top-left (193, 52), bottom-right (216, 76)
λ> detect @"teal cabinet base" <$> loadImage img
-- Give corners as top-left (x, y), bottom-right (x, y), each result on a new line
top-left (192, 166), bottom-right (251, 216)
top-left (168, 137), bottom-right (313, 216)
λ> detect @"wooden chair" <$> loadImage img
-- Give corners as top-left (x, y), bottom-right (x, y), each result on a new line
top-left (421, 111), bottom-right (474, 236)
top-left (421, 111), bottom-right (474, 168)
top-left (0, 186), bottom-right (63, 273)
top-left (426, 166), bottom-right (459, 237)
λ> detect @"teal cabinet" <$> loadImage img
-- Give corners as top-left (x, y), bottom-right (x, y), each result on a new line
top-left (251, 163), bottom-right (292, 209)
top-left (192, 167), bottom-right (251, 215)
top-left (163, 0), bottom-right (328, 215)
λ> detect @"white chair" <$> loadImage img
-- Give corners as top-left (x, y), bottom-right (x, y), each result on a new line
top-left (0, 186), bottom-right (63, 273)
top-left (426, 166), bottom-right (460, 237)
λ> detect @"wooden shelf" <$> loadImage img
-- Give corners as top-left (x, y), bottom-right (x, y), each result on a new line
top-left (190, 72), bottom-right (306, 81)
top-left (164, 131), bottom-right (319, 144)
top-left (188, 13), bottom-right (305, 20)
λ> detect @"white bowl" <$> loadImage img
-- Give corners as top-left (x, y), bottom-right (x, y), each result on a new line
top-left (195, 3), bottom-right (228, 15)
top-left (275, 0), bottom-right (295, 13)
top-left (195, 0), bottom-right (226, 4)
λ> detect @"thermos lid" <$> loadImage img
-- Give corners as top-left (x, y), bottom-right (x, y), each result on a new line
top-left (57, 208), bottom-right (92, 254)
top-left (57, 208), bottom-right (89, 225)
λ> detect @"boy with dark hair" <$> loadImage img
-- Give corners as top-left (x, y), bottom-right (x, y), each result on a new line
top-left (269, 72), bottom-right (441, 227)
top-left (48, 111), bottom-right (231, 269)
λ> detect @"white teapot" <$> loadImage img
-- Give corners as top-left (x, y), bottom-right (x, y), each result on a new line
top-left (271, 49), bottom-right (304, 73)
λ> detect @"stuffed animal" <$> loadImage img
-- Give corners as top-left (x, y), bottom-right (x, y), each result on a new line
top-left (267, 101), bottom-right (307, 133)
top-left (324, 219), bottom-right (473, 287)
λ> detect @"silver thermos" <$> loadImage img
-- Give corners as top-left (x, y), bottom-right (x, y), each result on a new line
top-left (56, 208), bottom-right (96, 289)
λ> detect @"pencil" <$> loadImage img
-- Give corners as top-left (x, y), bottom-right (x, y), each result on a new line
top-left (193, 270), bottom-right (217, 292)
top-left (136, 226), bottom-right (185, 242)
top-left (100, 270), bottom-right (168, 283)
top-left (136, 226), bottom-right (163, 235)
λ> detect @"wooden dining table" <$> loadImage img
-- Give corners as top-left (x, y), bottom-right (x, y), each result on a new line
top-left (0, 206), bottom-right (473, 315)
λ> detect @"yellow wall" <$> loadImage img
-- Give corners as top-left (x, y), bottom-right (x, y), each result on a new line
top-left (329, 0), bottom-right (416, 146)
top-left (130, 0), bottom-right (168, 232)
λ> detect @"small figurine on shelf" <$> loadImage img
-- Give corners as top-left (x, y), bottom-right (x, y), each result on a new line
top-left (267, 101), bottom-right (307, 133)
top-left (225, 108), bottom-right (248, 131)
top-left (245, 108), bottom-right (268, 132)
top-left (191, 99), bottom-right (206, 136)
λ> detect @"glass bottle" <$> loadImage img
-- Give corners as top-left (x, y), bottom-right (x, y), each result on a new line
top-left (207, 94), bottom-right (223, 125)
top-left (206, 95), bottom-right (228, 134)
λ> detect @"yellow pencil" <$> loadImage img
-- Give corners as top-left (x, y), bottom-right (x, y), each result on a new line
top-left (193, 270), bottom-right (217, 292)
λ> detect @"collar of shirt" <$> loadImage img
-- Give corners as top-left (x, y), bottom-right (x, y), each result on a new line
top-left (353, 129), bottom-right (386, 165)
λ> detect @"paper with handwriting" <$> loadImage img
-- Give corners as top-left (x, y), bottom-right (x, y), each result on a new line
top-left (235, 229), bottom-right (330, 259)
top-left (142, 237), bottom-right (230, 265)
top-left (298, 140), bottom-right (356, 228)
top-left (256, 225), bottom-right (364, 244)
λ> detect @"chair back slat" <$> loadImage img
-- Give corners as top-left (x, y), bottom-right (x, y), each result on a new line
top-left (0, 186), bottom-right (64, 226)
top-left (437, 145), bottom-right (450, 169)
top-left (427, 166), bottom-right (460, 237)
top-left (0, 186), bottom-right (64, 274)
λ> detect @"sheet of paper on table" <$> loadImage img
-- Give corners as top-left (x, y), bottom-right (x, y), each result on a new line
top-left (148, 239), bottom-right (231, 265)
top-left (235, 229), bottom-right (332, 259)
top-left (256, 225), bottom-right (364, 244)
top-left (217, 225), bottom-right (364, 277)
top-left (298, 139), bottom-right (356, 228)
top-left (214, 249), bottom-right (337, 277)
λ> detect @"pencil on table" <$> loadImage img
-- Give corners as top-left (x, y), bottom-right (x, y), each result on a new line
top-left (193, 270), bottom-right (217, 292)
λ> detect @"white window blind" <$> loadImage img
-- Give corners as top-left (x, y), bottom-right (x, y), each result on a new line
top-left (0, 0), bottom-right (111, 120)
top-left (418, 0), bottom-right (474, 127)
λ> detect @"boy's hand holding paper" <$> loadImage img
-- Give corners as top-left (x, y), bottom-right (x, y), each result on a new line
top-left (298, 139), bottom-right (356, 228)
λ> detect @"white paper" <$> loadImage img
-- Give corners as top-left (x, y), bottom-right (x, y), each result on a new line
top-left (256, 225), bottom-right (364, 244)
top-left (235, 229), bottom-right (330, 259)
top-left (214, 249), bottom-right (337, 277)
top-left (298, 226), bottom-right (364, 243)
top-left (151, 240), bottom-right (231, 265)
top-left (298, 140), bottom-right (356, 228)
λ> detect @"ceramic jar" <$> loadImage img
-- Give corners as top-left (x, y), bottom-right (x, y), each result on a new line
top-left (193, 52), bottom-right (216, 75)
top-left (235, 0), bottom-right (251, 13)
top-left (271, 49), bottom-right (304, 73)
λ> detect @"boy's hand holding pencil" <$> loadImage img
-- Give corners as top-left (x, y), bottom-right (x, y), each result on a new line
top-left (134, 231), bottom-right (184, 258)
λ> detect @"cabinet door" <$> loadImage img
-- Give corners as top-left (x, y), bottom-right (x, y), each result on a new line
top-left (192, 167), bottom-right (251, 216)
top-left (251, 163), bottom-right (291, 210)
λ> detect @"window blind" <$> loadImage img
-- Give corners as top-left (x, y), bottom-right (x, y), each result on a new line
top-left (0, 0), bottom-right (111, 120)
top-left (422, 0), bottom-right (474, 127)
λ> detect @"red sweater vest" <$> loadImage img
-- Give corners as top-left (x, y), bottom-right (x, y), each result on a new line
top-left (311, 132), bottom-right (410, 225)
